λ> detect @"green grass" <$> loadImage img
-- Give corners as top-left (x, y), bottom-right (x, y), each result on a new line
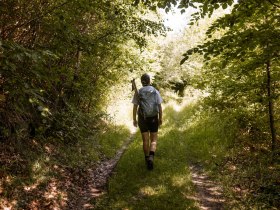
top-left (95, 103), bottom-right (243, 210)
top-left (96, 105), bottom-right (203, 210)
top-left (98, 125), bottom-right (131, 158)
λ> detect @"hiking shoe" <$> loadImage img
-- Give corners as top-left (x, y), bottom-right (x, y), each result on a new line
top-left (148, 155), bottom-right (154, 170)
top-left (145, 156), bottom-right (149, 165)
top-left (147, 159), bottom-right (153, 170)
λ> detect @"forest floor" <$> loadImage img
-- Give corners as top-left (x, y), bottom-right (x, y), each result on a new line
top-left (70, 135), bottom-right (225, 210)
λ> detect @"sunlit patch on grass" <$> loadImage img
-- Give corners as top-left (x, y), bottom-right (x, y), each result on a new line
top-left (139, 185), bottom-right (167, 196)
top-left (172, 102), bottom-right (182, 112)
top-left (32, 160), bottom-right (42, 173)
top-left (171, 174), bottom-right (191, 188)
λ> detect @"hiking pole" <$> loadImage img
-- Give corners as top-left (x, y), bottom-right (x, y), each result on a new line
top-left (131, 78), bottom-right (139, 100)
top-left (131, 78), bottom-right (145, 118)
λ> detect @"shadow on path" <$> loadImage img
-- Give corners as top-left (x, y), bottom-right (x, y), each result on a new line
top-left (189, 165), bottom-right (225, 210)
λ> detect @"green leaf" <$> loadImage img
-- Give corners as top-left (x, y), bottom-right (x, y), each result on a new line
top-left (187, 49), bottom-right (193, 55)
top-left (222, 4), bottom-right (228, 10)
top-left (180, 56), bottom-right (189, 65)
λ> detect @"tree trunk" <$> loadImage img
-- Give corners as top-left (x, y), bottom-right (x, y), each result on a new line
top-left (265, 60), bottom-right (276, 153)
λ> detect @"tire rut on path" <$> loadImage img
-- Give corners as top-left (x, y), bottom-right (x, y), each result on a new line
top-left (70, 134), bottom-right (135, 209)
top-left (189, 165), bottom-right (225, 210)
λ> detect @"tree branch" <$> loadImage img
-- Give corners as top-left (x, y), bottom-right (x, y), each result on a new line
top-left (6, 1), bottom-right (69, 38)
top-left (267, 0), bottom-right (280, 8)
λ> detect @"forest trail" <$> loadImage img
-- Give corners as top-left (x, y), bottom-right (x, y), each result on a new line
top-left (94, 104), bottom-right (226, 210)
top-left (189, 165), bottom-right (225, 210)
top-left (1, 0), bottom-right (279, 209)
top-left (76, 136), bottom-right (225, 210)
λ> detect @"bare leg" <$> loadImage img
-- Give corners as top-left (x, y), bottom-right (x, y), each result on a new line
top-left (150, 132), bottom-right (158, 152)
top-left (141, 132), bottom-right (150, 156)
top-left (145, 132), bottom-right (157, 170)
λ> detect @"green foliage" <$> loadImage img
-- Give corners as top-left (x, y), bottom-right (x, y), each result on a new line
top-left (98, 102), bottom-right (278, 209)
top-left (179, 103), bottom-right (280, 209)
top-left (1, 0), bottom-right (279, 208)
top-left (180, 0), bottom-right (280, 151)
top-left (164, 103), bottom-right (279, 209)
top-left (151, 0), bottom-right (280, 208)
top-left (0, 0), bottom-right (165, 142)
top-left (152, 11), bottom-right (222, 98)
top-left (182, 106), bottom-right (235, 167)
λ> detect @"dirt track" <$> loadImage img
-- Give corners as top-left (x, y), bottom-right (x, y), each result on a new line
top-left (190, 165), bottom-right (225, 210)
top-left (70, 135), bottom-right (225, 210)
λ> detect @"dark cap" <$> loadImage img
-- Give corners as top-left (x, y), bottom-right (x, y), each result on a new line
top-left (141, 73), bottom-right (150, 86)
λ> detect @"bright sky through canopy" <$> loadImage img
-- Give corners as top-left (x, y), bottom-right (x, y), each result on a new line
top-left (160, 8), bottom-right (195, 33)
top-left (160, 7), bottom-right (197, 33)
top-left (160, 0), bottom-right (238, 33)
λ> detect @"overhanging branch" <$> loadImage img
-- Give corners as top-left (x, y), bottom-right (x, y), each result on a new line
top-left (267, 0), bottom-right (280, 8)
top-left (6, 1), bottom-right (69, 38)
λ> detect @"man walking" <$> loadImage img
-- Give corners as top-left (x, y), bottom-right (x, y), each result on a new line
top-left (132, 73), bottom-right (163, 170)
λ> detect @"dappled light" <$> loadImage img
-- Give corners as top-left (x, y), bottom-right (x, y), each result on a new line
top-left (171, 174), bottom-right (191, 188)
top-left (95, 104), bottom-right (225, 209)
top-left (190, 166), bottom-right (225, 209)
top-left (1, 0), bottom-right (279, 209)
top-left (43, 180), bottom-right (68, 207)
top-left (139, 185), bottom-right (167, 196)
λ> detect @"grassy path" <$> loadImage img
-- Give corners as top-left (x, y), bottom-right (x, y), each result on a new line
top-left (96, 105), bottom-right (205, 210)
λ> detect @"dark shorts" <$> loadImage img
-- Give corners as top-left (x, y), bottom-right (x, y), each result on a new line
top-left (138, 115), bottom-right (159, 133)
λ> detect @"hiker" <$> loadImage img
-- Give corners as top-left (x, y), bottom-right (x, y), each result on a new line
top-left (132, 73), bottom-right (163, 170)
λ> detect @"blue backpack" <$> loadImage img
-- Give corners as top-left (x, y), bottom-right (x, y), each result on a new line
top-left (138, 86), bottom-right (158, 118)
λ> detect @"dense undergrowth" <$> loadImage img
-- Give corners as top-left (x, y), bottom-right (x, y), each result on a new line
top-left (0, 123), bottom-right (130, 209)
top-left (177, 103), bottom-right (280, 209)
